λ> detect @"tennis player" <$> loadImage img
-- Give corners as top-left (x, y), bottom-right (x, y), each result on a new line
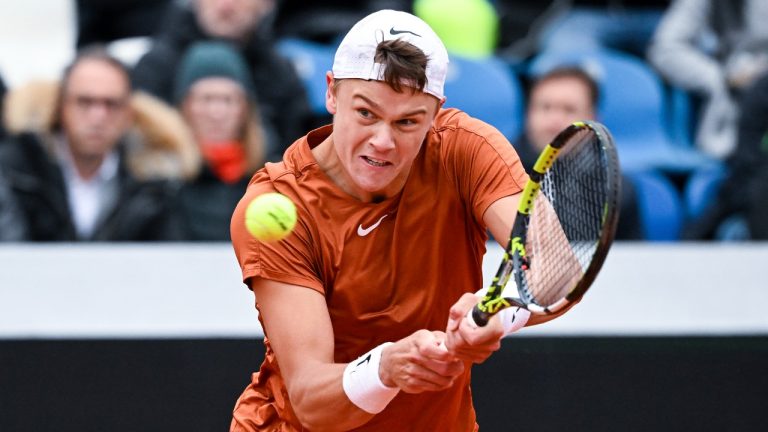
top-left (230, 10), bottom-right (564, 431)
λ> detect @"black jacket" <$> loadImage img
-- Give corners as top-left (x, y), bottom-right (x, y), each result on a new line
top-left (685, 72), bottom-right (768, 239)
top-left (0, 164), bottom-right (25, 241)
top-left (175, 165), bottom-right (251, 241)
top-left (131, 2), bottom-right (311, 157)
top-left (0, 133), bottom-right (181, 241)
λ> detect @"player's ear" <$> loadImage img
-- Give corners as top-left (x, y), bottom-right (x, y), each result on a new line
top-left (429, 95), bottom-right (445, 124)
top-left (325, 72), bottom-right (337, 115)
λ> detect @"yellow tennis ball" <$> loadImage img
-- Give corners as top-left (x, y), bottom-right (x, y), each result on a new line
top-left (244, 192), bottom-right (297, 242)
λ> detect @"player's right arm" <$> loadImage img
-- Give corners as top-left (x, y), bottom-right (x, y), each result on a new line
top-left (251, 277), bottom-right (464, 431)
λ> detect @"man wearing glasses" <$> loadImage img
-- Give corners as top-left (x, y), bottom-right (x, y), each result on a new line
top-left (0, 47), bottom-right (196, 241)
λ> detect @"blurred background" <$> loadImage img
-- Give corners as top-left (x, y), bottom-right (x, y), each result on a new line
top-left (0, 1), bottom-right (766, 431)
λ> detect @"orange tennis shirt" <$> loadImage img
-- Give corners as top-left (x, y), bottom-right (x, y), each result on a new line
top-left (230, 108), bottom-right (528, 431)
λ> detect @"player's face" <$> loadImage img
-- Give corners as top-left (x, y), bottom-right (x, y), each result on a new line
top-left (526, 76), bottom-right (595, 151)
top-left (182, 77), bottom-right (248, 143)
top-left (60, 59), bottom-right (132, 161)
top-left (325, 76), bottom-right (441, 202)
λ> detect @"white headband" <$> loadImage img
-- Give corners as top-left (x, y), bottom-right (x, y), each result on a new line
top-left (332, 10), bottom-right (450, 99)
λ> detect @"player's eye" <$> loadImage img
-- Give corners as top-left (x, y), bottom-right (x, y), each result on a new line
top-left (358, 109), bottom-right (373, 119)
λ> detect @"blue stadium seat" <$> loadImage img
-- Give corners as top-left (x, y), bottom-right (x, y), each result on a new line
top-left (277, 38), bottom-right (336, 116)
top-left (528, 49), bottom-right (714, 173)
top-left (443, 54), bottom-right (524, 140)
top-left (626, 171), bottom-right (684, 241)
top-left (665, 85), bottom-right (696, 149)
top-left (683, 164), bottom-right (727, 220)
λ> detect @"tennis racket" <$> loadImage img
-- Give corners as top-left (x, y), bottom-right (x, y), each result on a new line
top-left (471, 120), bottom-right (621, 326)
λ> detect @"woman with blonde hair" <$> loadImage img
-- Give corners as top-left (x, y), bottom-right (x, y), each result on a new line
top-left (174, 41), bottom-right (273, 240)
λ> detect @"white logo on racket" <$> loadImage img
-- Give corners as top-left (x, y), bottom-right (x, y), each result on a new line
top-left (357, 214), bottom-right (388, 237)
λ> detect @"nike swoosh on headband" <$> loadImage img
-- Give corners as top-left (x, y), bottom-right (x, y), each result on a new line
top-left (389, 27), bottom-right (421, 37)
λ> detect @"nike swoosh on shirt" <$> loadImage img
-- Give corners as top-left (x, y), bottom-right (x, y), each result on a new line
top-left (357, 214), bottom-right (388, 237)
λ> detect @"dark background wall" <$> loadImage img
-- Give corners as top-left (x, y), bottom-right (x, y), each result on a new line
top-left (2, 336), bottom-right (766, 431)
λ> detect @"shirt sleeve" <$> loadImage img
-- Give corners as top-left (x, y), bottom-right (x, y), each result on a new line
top-left (436, 110), bottom-right (529, 225)
top-left (230, 171), bottom-right (325, 295)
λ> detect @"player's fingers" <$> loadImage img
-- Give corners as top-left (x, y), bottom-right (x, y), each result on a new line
top-left (397, 362), bottom-right (459, 393)
top-left (445, 317), bottom-right (503, 363)
top-left (447, 293), bottom-right (478, 332)
top-left (421, 331), bottom-right (458, 361)
top-left (448, 293), bottom-right (478, 321)
top-left (420, 357), bottom-right (465, 377)
top-left (449, 342), bottom-right (500, 364)
top-left (459, 314), bottom-right (504, 347)
top-left (458, 340), bottom-right (502, 363)
top-left (383, 330), bottom-right (460, 390)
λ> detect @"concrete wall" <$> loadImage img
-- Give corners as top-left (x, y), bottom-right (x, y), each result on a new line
top-left (2, 242), bottom-right (767, 339)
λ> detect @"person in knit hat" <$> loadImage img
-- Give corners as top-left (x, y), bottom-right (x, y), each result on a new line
top-left (174, 41), bottom-right (271, 241)
top-left (131, 0), bottom-right (310, 156)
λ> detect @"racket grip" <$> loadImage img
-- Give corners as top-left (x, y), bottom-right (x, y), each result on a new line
top-left (469, 306), bottom-right (491, 327)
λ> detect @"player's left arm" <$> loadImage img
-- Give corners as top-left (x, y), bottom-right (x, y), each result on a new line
top-left (444, 194), bottom-right (520, 363)
top-left (446, 190), bottom-right (580, 361)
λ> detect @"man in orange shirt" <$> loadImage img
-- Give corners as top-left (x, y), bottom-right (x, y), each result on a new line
top-left (230, 10), bottom-right (558, 431)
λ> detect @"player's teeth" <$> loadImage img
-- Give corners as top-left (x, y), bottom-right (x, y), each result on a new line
top-left (364, 156), bottom-right (387, 167)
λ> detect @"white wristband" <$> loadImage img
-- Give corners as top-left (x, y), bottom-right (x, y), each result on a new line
top-left (342, 342), bottom-right (400, 414)
top-left (498, 306), bottom-right (530, 334)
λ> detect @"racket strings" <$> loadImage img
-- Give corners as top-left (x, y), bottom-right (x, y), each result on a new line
top-left (521, 131), bottom-right (609, 307)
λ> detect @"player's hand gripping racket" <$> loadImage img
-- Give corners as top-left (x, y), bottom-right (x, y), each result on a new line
top-left (471, 120), bottom-right (621, 327)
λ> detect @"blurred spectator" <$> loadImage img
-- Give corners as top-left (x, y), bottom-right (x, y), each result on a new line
top-left (273, 0), bottom-right (412, 44)
top-left (683, 72), bottom-right (768, 240)
top-left (0, 165), bottom-right (25, 241)
top-left (0, 71), bottom-right (6, 141)
top-left (132, 0), bottom-right (310, 155)
top-left (497, 0), bottom-right (669, 63)
top-left (0, 47), bottom-right (199, 241)
top-left (648, 0), bottom-right (768, 159)
top-left (76, 0), bottom-right (172, 47)
top-left (514, 66), bottom-right (643, 240)
top-left (414, 0), bottom-right (498, 59)
top-left (173, 41), bottom-right (269, 241)
top-left (542, 1), bottom-right (668, 55)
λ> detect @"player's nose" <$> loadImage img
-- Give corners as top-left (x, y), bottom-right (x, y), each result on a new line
top-left (369, 124), bottom-right (395, 151)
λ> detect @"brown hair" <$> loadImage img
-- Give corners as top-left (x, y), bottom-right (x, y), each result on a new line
top-left (335, 39), bottom-right (430, 94)
top-left (373, 39), bottom-right (429, 93)
top-left (60, 45), bottom-right (132, 93)
top-left (532, 66), bottom-right (600, 109)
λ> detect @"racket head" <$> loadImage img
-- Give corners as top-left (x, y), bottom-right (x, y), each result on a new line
top-left (476, 120), bottom-right (620, 322)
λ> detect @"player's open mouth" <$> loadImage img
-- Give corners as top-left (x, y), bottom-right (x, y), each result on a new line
top-left (362, 156), bottom-right (389, 167)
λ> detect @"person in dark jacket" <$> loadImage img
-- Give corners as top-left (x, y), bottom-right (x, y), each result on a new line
top-left (174, 41), bottom-right (269, 241)
top-left (0, 71), bottom-right (7, 142)
top-left (0, 165), bottom-right (26, 241)
top-left (0, 47), bottom-right (199, 241)
top-left (131, 0), bottom-right (310, 158)
top-left (75, 0), bottom-right (173, 47)
top-left (683, 71), bottom-right (768, 240)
